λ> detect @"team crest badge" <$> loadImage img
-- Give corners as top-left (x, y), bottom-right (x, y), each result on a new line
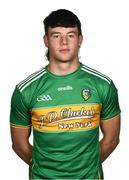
top-left (82, 89), bottom-right (90, 101)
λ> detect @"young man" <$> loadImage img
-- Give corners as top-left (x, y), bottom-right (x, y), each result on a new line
top-left (10, 9), bottom-right (121, 179)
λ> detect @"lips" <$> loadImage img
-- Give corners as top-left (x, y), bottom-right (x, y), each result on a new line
top-left (59, 49), bottom-right (70, 53)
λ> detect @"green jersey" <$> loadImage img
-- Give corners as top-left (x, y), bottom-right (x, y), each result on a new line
top-left (10, 63), bottom-right (120, 179)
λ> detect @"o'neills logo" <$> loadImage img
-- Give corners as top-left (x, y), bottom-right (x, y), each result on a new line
top-left (58, 85), bottom-right (73, 91)
top-left (38, 107), bottom-right (96, 128)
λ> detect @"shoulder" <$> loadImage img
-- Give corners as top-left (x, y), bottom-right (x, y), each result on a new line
top-left (80, 63), bottom-right (111, 86)
top-left (16, 66), bottom-right (47, 94)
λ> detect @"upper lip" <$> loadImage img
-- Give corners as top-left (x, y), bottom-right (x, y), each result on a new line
top-left (59, 48), bottom-right (70, 51)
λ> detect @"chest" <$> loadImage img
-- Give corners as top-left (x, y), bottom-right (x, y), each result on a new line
top-left (31, 79), bottom-right (102, 132)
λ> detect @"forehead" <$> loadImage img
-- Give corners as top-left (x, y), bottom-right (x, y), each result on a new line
top-left (47, 26), bottom-right (79, 35)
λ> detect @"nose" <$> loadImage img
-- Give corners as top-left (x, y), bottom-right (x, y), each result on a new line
top-left (60, 36), bottom-right (68, 45)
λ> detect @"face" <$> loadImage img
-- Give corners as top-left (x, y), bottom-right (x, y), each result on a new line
top-left (44, 27), bottom-right (83, 62)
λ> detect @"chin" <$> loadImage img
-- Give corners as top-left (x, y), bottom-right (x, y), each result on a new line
top-left (57, 55), bottom-right (75, 63)
top-left (57, 59), bottom-right (72, 63)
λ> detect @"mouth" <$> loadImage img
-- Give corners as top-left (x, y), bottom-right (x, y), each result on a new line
top-left (59, 49), bottom-right (70, 53)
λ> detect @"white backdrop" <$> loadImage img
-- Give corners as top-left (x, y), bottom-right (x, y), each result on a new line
top-left (0, 0), bottom-right (128, 179)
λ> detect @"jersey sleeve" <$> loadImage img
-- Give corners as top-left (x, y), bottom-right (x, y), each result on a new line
top-left (100, 81), bottom-right (121, 120)
top-left (10, 87), bottom-right (31, 127)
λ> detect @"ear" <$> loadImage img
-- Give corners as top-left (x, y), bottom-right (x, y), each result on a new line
top-left (79, 35), bottom-right (83, 47)
top-left (43, 35), bottom-right (48, 47)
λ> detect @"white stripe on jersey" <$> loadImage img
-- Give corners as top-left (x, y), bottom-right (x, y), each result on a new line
top-left (82, 65), bottom-right (111, 81)
top-left (81, 65), bottom-right (111, 84)
top-left (19, 71), bottom-right (47, 92)
top-left (17, 68), bottom-right (46, 90)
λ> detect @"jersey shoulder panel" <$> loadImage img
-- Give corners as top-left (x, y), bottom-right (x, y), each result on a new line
top-left (15, 66), bottom-right (48, 108)
top-left (80, 64), bottom-right (121, 119)
top-left (16, 66), bottom-right (47, 93)
top-left (81, 64), bottom-right (111, 85)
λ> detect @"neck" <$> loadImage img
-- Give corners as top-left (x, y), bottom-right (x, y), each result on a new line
top-left (48, 59), bottom-right (80, 76)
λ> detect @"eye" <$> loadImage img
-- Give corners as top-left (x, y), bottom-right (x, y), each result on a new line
top-left (52, 34), bottom-right (60, 38)
top-left (68, 33), bottom-right (75, 38)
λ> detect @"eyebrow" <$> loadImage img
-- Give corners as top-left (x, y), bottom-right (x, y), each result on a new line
top-left (50, 31), bottom-right (78, 36)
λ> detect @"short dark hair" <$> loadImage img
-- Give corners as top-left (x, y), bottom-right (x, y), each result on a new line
top-left (43, 9), bottom-right (82, 60)
top-left (43, 9), bottom-right (82, 35)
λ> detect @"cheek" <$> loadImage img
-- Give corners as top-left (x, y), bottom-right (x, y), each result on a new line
top-left (49, 43), bottom-right (56, 51)
top-left (48, 43), bottom-right (59, 55)
top-left (48, 40), bottom-right (58, 48)
top-left (71, 41), bottom-right (80, 50)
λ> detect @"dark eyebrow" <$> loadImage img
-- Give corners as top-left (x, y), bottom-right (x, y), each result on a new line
top-left (50, 31), bottom-right (77, 36)
top-left (67, 31), bottom-right (77, 34)
top-left (50, 32), bottom-right (61, 36)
